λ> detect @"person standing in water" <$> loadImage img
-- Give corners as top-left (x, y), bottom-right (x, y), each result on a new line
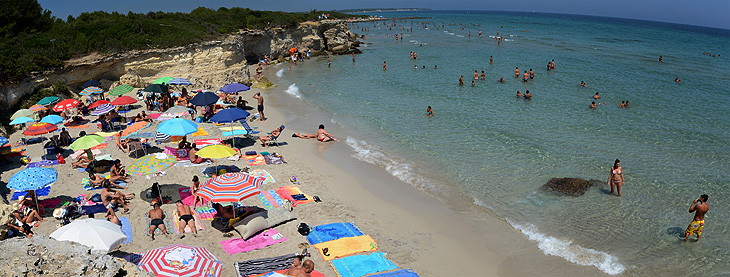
top-left (426, 106), bottom-right (434, 117)
top-left (685, 194), bottom-right (709, 242)
top-left (607, 159), bottom-right (624, 197)
top-left (459, 75), bottom-right (464, 86)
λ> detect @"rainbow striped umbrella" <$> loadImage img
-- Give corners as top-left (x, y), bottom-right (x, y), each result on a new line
top-left (139, 244), bottom-right (221, 277)
top-left (80, 86), bottom-right (103, 96)
top-left (127, 154), bottom-right (176, 176)
top-left (23, 122), bottom-right (58, 136)
top-left (198, 173), bottom-right (263, 203)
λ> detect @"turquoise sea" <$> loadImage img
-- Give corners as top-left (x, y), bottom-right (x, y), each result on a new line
top-left (273, 11), bottom-right (730, 275)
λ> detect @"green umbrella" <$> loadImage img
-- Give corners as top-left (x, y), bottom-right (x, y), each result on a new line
top-left (11, 109), bottom-right (36, 120)
top-left (37, 96), bottom-right (60, 106)
top-left (109, 85), bottom-right (135, 96)
top-left (69, 134), bottom-right (105, 151)
top-left (152, 77), bottom-right (173, 85)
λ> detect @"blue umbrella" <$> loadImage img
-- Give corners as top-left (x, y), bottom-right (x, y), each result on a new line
top-left (10, 117), bottom-right (35, 125)
top-left (209, 108), bottom-right (249, 123)
top-left (83, 80), bottom-right (102, 89)
top-left (0, 136), bottom-right (8, 146)
top-left (220, 83), bottom-right (250, 94)
top-left (157, 118), bottom-right (198, 136)
top-left (40, 115), bottom-right (64, 125)
top-left (167, 78), bottom-right (192, 85)
top-left (189, 91), bottom-right (219, 106)
top-left (8, 167), bottom-right (58, 191)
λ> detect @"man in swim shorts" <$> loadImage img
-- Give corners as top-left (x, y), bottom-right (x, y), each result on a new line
top-left (253, 92), bottom-right (265, 121)
top-left (148, 201), bottom-right (168, 240)
top-left (176, 200), bottom-right (197, 238)
top-left (685, 194), bottom-right (709, 242)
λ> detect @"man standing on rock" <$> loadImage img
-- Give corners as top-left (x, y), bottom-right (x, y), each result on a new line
top-left (253, 92), bottom-right (265, 121)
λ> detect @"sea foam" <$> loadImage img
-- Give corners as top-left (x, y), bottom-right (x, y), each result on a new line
top-left (285, 84), bottom-right (302, 99)
top-left (346, 137), bottom-right (430, 191)
top-left (276, 69), bottom-right (284, 78)
top-left (508, 220), bottom-right (626, 275)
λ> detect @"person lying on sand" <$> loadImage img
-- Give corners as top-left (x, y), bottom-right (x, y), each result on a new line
top-left (148, 201), bottom-right (168, 240)
top-left (292, 124), bottom-right (337, 142)
top-left (175, 200), bottom-right (198, 238)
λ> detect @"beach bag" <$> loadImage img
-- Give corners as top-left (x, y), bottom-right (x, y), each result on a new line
top-left (297, 222), bottom-right (311, 236)
top-left (56, 153), bottom-right (65, 164)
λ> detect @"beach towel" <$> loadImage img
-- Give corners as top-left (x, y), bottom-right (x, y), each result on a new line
top-left (96, 154), bottom-right (113, 160)
top-left (314, 235), bottom-right (378, 261)
top-left (81, 204), bottom-right (115, 215)
top-left (119, 216), bottom-right (133, 244)
top-left (66, 124), bottom-right (91, 129)
top-left (245, 154), bottom-right (266, 166)
top-left (174, 159), bottom-right (212, 167)
top-left (170, 210), bottom-right (205, 234)
top-left (330, 252), bottom-right (398, 277)
top-left (220, 126), bottom-right (247, 132)
top-left (233, 253), bottom-right (299, 277)
top-left (70, 149), bottom-right (101, 160)
top-left (127, 132), bottom-right (154, 139)
top-left (26, 159), bottom-right (60, 168)
top-left (90, 143), bottom-right (108, 150)
top-left (194, 138), bottom-right (222, 148)
top-left (195, 207), bottom-right (218, 220)
top-left (307, 222), bottom-right (365, 245)
top-left (258, 190), bottom-right (285, 210)
top-left (367, 269), bottom-right (419, 277)
top-left (94, 131), bottom-right (118, 137)
top-left (149, 113), bottom-right (162, 119)
top-left (275, 186), bottom-right (314, 207)
top-left (219, 229), bottom-right (287, 255)
top-left (144, 211), bottom-right (173, 236)
top-left (247, 169), bottom-right (275, 184)
top-left (10, 185), bottom-right (52, 201)
top-left (179, 187), bottom-right (207, 206)
top-left (81, 175), bottom-right (127, 190)
top-left (164, 146), bottom-right (190, 161)
top-left (251, 270), bottom-right (325, 277)
top-left (263, 154), bottom-right (287, 165)
top-left (38, 198), bottom-right (62, 208)
top-left (201, 165), bottom-right (240, 177)
top-left (223, 130), bottom-right (249, 137)
top-left (190, 127), bottom-right (209, 137)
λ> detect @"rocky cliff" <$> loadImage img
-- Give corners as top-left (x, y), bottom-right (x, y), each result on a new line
top-left (0, 20), bottom-right (360, 109)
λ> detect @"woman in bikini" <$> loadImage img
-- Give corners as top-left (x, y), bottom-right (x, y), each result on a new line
top-left (191, 176), bottom-right (203, 207)
top-left (607, 159), bottom-right (625, 197)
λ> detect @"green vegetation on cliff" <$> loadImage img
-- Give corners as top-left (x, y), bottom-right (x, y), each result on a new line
top-left (0, 0), bottom-right (362, 83)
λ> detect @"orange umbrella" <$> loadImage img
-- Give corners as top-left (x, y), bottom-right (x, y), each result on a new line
top-left (24, 122), bottom-right (58, 136)
top-left (29, 105), bottom-right (47, 112)
top-left (121, 121), bottom-right (151, 138)
top-left (289, 48), bottom-right (298, 54)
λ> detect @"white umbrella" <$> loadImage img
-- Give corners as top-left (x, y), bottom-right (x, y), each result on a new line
top-left (50, 218), bottom-right (127, 253)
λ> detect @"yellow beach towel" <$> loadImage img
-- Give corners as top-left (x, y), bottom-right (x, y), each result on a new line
top-left (219, 126), bottom-right (247, 132)
top-left (313, 235), bottom-right (378, 261)
top-left (94, 131), bottom-right (118, 137)
top-left (190, 127), bottom-right (209, 137)
top-left (170, 210), bottom-right (205, 234)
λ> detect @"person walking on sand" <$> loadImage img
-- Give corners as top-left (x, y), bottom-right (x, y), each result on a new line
top-left (175, 200), bottom-right (197, 238)
top-left (685, 194), bottom-right (709, 242)
top-left (253, 92), bottom-right (265, 121)
top-left (148, 201), bottom-right (168, 240)
top-left (607, 159), bottom-right (624, 197)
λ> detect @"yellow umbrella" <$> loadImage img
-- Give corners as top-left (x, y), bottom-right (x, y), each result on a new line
top-left (195, 144), bottom-right (237, 159)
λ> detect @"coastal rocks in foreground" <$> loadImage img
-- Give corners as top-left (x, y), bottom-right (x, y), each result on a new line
top-left (542, 178), bottom-right (602, 196)
top-left (0, 235), bottom-right (150, 276)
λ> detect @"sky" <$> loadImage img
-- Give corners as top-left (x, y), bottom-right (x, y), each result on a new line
top-left (38, 0), bottom-right (730, 30)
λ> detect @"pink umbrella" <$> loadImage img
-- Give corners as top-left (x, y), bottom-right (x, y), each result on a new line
top-left (139, 244), bottom-right (222, 277)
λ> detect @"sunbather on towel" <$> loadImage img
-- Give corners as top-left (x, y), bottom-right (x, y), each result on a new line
top-left (72, 149), bottom-right (95, 168)
top-left (188, 143), bottom-right (210, 164)
top-left (116, 132), bottom-right (130, 153)
top-left (12, 203), bottom-right (43, 227)
top-left (148, 201), bottom-right (168, 240)
top-left (110, 159), bottom-right (131, 183)
top-left (175, 200), bottom-right (198, 238)
top-left (88, 172), bottom-right (125, 190)
top-left (285, 260), bottom-right (315, 277)
top-left (212, 203), bottom-right (258, 228)
top-left (102, 182), bottom-right (130, 214)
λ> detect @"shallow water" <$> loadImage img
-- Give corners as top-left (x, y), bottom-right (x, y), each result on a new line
top-left (274, 11), bottom-right (730, 275)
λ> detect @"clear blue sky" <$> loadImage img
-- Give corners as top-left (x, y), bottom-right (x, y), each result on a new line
top-left (38, 0), bottom-right (730, 30)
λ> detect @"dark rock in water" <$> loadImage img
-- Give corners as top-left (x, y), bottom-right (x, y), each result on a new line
top-left (542, 178), bottom-right (602, 196)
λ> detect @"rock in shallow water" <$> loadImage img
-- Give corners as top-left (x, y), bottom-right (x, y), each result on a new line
top-left (542, 177), bottom-right (602, 196)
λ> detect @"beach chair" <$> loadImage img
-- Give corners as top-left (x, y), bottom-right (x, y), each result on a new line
top-left (240, 121), bottom-right (260, 139)
top-left (265, 125), bottom-right (285, 147)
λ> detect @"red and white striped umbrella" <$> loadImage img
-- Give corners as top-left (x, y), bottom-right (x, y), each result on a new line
top-left (139, 244), bottom-right (221, 277)
top-left (52, 99), bottom-right (80, 112)
top-left (198, 173), bottom-right (263, 203)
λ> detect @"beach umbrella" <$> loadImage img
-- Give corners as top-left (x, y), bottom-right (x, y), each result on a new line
top-left (69, 134), bottom-right (105, 151)
top-left (157, 118), bottom-right (198, 136)
top-left (29, 104), bottom-right (48, 112)
top-left (127, 153), bottom-right (176, 178)
top-left (164, 106), bottom-right (190, 115)
top-left (208, 108), bottom-right (249, 124)
top-left (0, 136), bottom-right (8, 146)
top-left (195, 145), bottom-right (237, 159)
top-left (40, 115), bottom-right (64, 125)
top-left (154, 132), bottom-right (172, 143)
top-left (139, 244), bottom-right (222, 277)
top-left (52, 99), bottom-right (80, 112)
top-left (289, 47), bottom-right (298, 54)
top-left (109, 85), bottom-right (134, 96)
top-left (23, 122), bottom-right (58, 136)
top-left (143, 84), bottom-right (169, 94)
top-left (80, 86), bottom-right (103, 96)
top-left (167, 78), bottom-right (192, 86)
top-left (219, 83), bottom-right (250, 94)
top-left (36, 96), bottom-right (60, 106)
top-left (198, 173), bottom-right (263, 203)
top-left (10, 117), bottom-right (35, 125)
top-left (110, 96), bottom-right (137, 106)
top-left (83, 80), bottom-right (102, 89)
top-left (189, 91), bottom-right (218, 106)
top-left (8, 167), bottom-right (57, 191)
top-left (11, 109), bottom-right (36, 120)
top-left (152, 76), bottom-right (174, 85)
top-left (92, 104), bottom-right (115, 115)
top-left (121, 121), bottom-right (151, 139)
top-left (50, 218), bottom-right (126, 254)
top-left (89, 100), bottom-right (110, 109)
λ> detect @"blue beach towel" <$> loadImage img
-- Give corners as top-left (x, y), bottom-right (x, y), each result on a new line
top-left (119, 216), bottom-right (133, 244)
top-left (330, 252), bottom-right (398, 277)
top-left (222, 130), bottom-right (249, 137)
top-left (368, 269), bottom-right (419, 277)
top-left (81, 204), bottom-right (114, 215)
top-left (10, 185), bottom-right (52, 201)
top-left (307, 222), bottom-right (365, 245)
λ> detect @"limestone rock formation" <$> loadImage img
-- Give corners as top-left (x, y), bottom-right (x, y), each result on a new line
top-left (542, 178), bottom-right (602, 196)
top-left (0, 202), bottom-right (15, 240)
top-left (0, 235), bottom-right (151, 276)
